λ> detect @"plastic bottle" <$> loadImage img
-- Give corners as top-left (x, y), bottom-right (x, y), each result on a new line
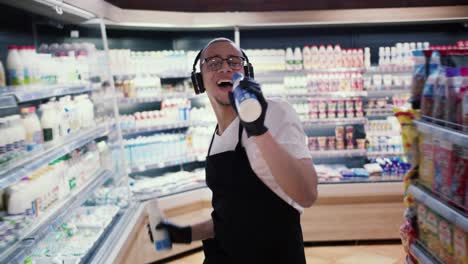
top-left (293, 47), bottom-right (303, 70)
top-left (285, 48), bottom-right (294, 71)
top-left (302, 46), bottom-right (311, 70)
top-left (21, 106), bottom-right (44, 152)
top-left (310, 46), bottom-right (318, 69)
top-left (232, 73), bottom-right (262, 123)
top-left (0, 59), bottom-right (5, 86)
top-left (9, 115), bottom-right (26, 154)
top-left (6, 45), bottom-right (24, 85)
top-left (40, 103), bottom-right (60, 145)
top-left (19, 46), bottom-right (31, 84)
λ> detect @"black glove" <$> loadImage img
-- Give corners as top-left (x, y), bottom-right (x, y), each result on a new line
top-left (156, 220), bottom-right (192, 244)
top-left (228, 77), bottom-right (268, 137)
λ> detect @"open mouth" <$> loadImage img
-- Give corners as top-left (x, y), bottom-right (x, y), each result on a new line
top-left (216, 80), bottom-right (233, 90)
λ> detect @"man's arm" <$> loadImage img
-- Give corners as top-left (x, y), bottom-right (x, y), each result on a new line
top-left (253, 131), bottom-right (318, 208)
top-left (191, 218), bottom-right (214, 241)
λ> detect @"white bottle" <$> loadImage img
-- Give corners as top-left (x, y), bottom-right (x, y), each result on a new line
top-left (285, 48), bottom-right (294, 71)
top-left (302, 46), bottom-right (311, 70)
top-left (58, 96), bottom-right (72, 136)
top-left (10, 115), bottom-right (26, 154)
top-left (21, 106), bottom-right (44, 152)
top-left (293, 47), bottom-right (303, 70)
top-left (19, 46), bottom-right (31, 84)
top-left (232, 73), bottom-right (262, 123)
top-left (310, 46), bottom-right (318, 69)
top-left (334, 45), bottom-right (342, 68)
top-left (40, 103), bottom-right (60, 146)
top-left (0, 59), bottom-right (5, 86)
top-left (364, 47), bottom-right (371, 69)
top-left (147, 198), bottom-right (172, 251)
top-left (82, 94), bottom-right (95, 128)
top-left (0, 119), bottom-right (8, 165)
top-left (6, 45), bottom-right (24, 85)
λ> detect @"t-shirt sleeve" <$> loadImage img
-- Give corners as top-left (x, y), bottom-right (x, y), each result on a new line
top-left (265, 100), bottom-right (312, 160)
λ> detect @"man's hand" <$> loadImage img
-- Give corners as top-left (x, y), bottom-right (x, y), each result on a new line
top-left (228, 77), bottom-right (268, 137)
top-left (156, 220), bottom-right (192, 244)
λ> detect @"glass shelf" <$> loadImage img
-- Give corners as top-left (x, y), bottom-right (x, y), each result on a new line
top-left (0, 169), bottom-right (113, 263)
top-left (0, 125), bottom-right (108, 189)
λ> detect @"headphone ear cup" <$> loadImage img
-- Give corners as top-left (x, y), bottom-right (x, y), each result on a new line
top-left (191, 72), bottom-right (200, 94)
top-left (195, 73), bottom-right (205, 93)
top-left (244, 63), bottom-right (254, 78)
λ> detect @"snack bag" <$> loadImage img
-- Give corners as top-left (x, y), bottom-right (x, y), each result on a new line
top-left (404, 168), bottom-right (418, 207)
top-left (394, 109), bottom-right (420, 168)
top-left (454, 227), bottom-right (468, 264)
top-left (432, 67), bottom-right (448, 124)
top-left (445, 67), bottom-right (463, 129)
top-left (460, 67), bottom-right (468, 132)
top-left (417, 203), bottom-right (429, 243)
top-left (433, 135), bottom-right (455, 198)
top-left (439, 218), bottom-right (455, 264)
top-left (419, 132), bottom-right (434, 187)
top-left (425, 209), bottom-right (443, 257)
top-left (411, 50), bottom-right (428, 109)
top-left (451, 145), bottom-right (468, 208)
top-left (400, 218), bottom-right (417, 255)
top-left (421, 51), bottom-right (441, 118)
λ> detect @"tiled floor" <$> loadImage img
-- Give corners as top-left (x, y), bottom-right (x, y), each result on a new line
top-left (164, 244), bottom-right (406, 264)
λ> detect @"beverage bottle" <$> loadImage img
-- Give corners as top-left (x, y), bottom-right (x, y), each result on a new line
top-left (6, 45), bottom-right (24, 85)
top-left (232, 72), bottom-right (262, 123)
top-left (285, 48), bottom-right (294, 71)
top-left (294, 47), bottom-right (303, 70)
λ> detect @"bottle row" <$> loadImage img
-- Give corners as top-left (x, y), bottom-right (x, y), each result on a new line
top-left (0, 95), bottom-right (95, 169)
top-left (123, 126), bottom-right (211, 169)
top-left (1, 42), bottom-right (99, 87)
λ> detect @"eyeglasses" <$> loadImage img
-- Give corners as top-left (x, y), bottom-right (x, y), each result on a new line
top-left (202, 55), bottom-right (245, 71)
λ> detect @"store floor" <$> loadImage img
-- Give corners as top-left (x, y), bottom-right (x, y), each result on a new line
top-left (161, 243), bottom-right (406, 264)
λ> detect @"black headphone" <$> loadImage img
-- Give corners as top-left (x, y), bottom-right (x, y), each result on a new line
top-left (191, 49), bottom-right (255, 94)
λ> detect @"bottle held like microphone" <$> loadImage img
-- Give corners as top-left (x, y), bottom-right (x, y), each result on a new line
top-left (232, 72), bottom-right (262, 122)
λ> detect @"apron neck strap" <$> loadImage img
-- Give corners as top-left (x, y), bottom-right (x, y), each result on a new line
top-left (206, 120), bottom-right (244, 156)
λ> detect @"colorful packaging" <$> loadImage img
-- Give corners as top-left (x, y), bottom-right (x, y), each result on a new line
top-left (432, 68), bottom-right (448, 124)
top-left (454, 227), bottom-right (468, 264)
top-left (421, 51), bottom-right (441, 117)
top-left (445, 67), bottom-right (463, 129)
top-left (438, 218), bottom-right (455, 264)
top-left (425, 210), bottom-right (442, 256)
top-left (433, 136), bottom-right (455, 198)
top-left (451, 145), bottom-right (468, 207)
top-left (461, 67), bottom-right (468, 133)
top-left (411, 50), bottom-right (428, 109)
top-left (394, 109), bottom-right (420, 168)
top-left (419, 132), bottom-right (434, 187)
top-left (417, 203), bottom-right (429, 243)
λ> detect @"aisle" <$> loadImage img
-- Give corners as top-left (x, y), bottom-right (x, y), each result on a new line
top-left (163, 244), bottom-right (406, 264)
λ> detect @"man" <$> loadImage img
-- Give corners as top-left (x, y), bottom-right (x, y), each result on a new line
top-left (155, 38), bottom-right (318, 263)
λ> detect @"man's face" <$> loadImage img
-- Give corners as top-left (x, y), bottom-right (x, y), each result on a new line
top-left (201, 41), bottom-right (245, 106)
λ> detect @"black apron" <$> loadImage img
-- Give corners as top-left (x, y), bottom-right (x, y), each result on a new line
top-left (202, 123), bottom-right (306, 264)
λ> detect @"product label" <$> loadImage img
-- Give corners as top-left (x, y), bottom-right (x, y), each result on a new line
top-left (439, 220), bottom-right (453, 248)
top-left (433, 137), bottom-right (454, 196)
top-left (8, 69), bottom-right (21, 85)
top-left (454, 228), bottom-right (467, 263)
top-left (451, 146), bottom-right (468, 206)
top-left (43, 128), bottom-right (53, 142)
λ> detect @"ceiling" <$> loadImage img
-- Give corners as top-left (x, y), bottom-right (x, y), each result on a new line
top-left (105, 0), bottom-right (468, 12)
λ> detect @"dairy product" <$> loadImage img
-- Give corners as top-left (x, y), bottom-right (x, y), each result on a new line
top-left (147, 199), bottom-right (172, 251)
top-left (40, 103), bottom-right (60, 145)
top-left (0, 59), bottom-right (5, 86)
top-left (21, 107), bottom-right (43, 152)
top-left (6, 45), bottom-right (24, 85)
top-left (232, 72), bottom-right (262, 123)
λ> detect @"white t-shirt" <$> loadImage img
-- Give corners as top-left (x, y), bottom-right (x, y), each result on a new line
top-left (209, 99), bottom-right (312, 213)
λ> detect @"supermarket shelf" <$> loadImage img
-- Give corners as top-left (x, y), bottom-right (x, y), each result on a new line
top-left (256, 68), bottom-right (364, 77)
top-left (366, 88), bottom-right (410, 97)
top-left (265, 90), bottom-right (367, 99)
top-left (118, 92), bottom-right (196, 104)
top-left (128, 154), bottom-right (206, 173)
top-left (89, 202), bottom-right (141, 264)
top-left (0, 84), bottom-right (92, 103)
top-left (122, 121), bottom-right (215, 137)
top-left (0, 95), bottom-right (18, 117)
top-left (363, 67), bottom-right (413, 75)
top-left (367, 151), bottom-right (405, 158)
top-left (319, 175), bottom-right (404, 184)
top-left (408, 184), bottom-right (468, 231)
top-left (310, 149), bottom-right (367, 158)
top-left (0, 125), bottom-right (108, 189)
top-left (365, 130), bottom-right (401, 137)
top-left (414, 119), bottom-right (468, 146)
top-left (410, 241), bottom-right (442, 264)
top-left (0, 169), bottom-right (113, 264)
top-left (132, 183), bottom-right (208, 201)
top-left (302, 118), bottom-right (367, 127)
